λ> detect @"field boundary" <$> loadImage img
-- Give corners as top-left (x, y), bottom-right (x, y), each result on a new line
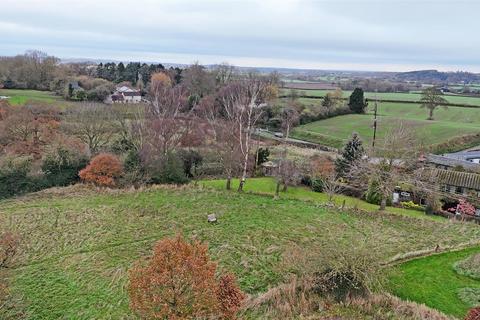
top-left (279, 94), bottom-right (480, 109)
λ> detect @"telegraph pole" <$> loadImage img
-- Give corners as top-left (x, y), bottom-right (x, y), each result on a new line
top-left (372, 89), bottom-right (378, 150)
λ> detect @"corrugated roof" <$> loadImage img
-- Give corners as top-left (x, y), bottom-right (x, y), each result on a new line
top-left (426, 154), bottom-right (480, 172)
top-left (429, 168), bottom-right (480, 190)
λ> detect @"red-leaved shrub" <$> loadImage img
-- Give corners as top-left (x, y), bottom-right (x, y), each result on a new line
top-left (216, 273), bottom-right (246, 319)
top-left (465, 307), bottom-right (480, 320)
top-left (128, 235), bottom-right (245, 319)
top-left (79, 153), bottom-right (123, 187)
top-left (457, 199), bottom-right (476, 217)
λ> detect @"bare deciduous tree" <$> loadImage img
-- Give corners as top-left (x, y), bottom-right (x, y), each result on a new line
top-left (350, 122), bottom-right (420, 210)
top-left (64, 103), bottom-right (118, 154)
top-left (275, 107), bottom-right (299, 195)
top-left (218, 75), bottom-right (270, 192)
top-left (196, 95), bottom-right (240, 190)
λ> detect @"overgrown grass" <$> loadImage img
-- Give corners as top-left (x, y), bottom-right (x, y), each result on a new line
top-left (2, 184), bottom-right (479, 318)
top-left (389, 247), bottom-right (480, 318)
top-left (201, 177), bottom-right (444, 221)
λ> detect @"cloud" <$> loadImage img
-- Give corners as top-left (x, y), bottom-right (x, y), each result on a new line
top-left (1, 0), bottom-right (479, 72)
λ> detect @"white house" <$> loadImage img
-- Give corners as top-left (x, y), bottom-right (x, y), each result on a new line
top-left (105, 85), bottom-right (142, 104)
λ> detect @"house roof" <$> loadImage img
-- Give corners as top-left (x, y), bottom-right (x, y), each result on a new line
top-left (427, 168), bottom-right (480, 191)
top-left (116, 85), bottom-right (135, 92)
top-left (123, 91), bottom-right (141, 97)
top-left (444, 151), bottom-right (480, 162)
top-left (426, 154), bottom-right (480, 172)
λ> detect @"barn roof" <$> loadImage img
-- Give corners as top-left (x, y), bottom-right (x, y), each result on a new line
top-left (426, 154), bottom-right (480, 172)
top-left (427, 168), bottom-right (480, 191)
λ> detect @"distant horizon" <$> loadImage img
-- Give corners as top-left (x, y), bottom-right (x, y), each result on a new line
top-left (5, 50), bottom-right (477, 75)
top-left (3, 0), bottom-right (480, 74)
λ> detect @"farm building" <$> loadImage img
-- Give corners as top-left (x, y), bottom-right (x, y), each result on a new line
top-left (105, 85), bottom-right (142, 104)
top-left (443, 150), bottom-right (480, 164)
top-left (426, 168), bottom-right (480, 216)
top-left (425, 153), bottom-right (480, 173)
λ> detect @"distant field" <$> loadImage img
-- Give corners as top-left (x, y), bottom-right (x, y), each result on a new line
top-left (292, 101), bottom-right (480, 149)
top-left (0, 89), bottom-right (64, 106)
top-left (389, 246), bottom-right (480, 318)
top-left (282, 88), bottom-right (480, 107)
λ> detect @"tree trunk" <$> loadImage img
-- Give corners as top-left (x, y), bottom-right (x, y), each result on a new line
top-left (226, 175), bottom-right (232, 190)
top-left (282, 183), bottom-right (288, 192)
top-left (380, 197), bottom-right (387, 211)
top-left (238, 178), bottom-right (245, 192)
top-left (428, 107), bottom-right (434, 120)
top-left (238, 135), bottom-right (251, 192)
top-left (275, 181), bottom-right (281, 198)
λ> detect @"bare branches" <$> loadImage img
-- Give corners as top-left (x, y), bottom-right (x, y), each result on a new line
top-left (63, 103), bottom-right (118, 154)
top-left (218, 76), bottom-right (270, 191)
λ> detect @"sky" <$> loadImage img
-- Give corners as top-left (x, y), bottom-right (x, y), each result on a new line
top-left (1, 0), bottom-right (479, 72)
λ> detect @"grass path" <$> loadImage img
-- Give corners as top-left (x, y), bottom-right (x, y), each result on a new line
top-left (389, 246), bottom-right (480, 318)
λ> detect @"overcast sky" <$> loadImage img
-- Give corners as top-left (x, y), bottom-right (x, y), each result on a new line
top-left (1, 0), bottom-right (479, 72)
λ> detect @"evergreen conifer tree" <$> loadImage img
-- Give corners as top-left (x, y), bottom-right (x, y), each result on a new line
top-left (335, 133), bottom-right (365, 177)
top-left (348, 88), bottom-right (368, 114)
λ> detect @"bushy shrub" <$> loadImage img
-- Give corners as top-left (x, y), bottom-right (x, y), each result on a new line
top-left (128, 235), bottom-right (245, 319)
top-left (400, 201), bottom-right (424, 211)
top-left (465, 307), bottom-right (480, 320)
top-left (79, 153), bottom-right (123, 187)
top-left (458, 288), bottom-right (480, 308)
top-left (364, 179), bottom-right (382, 205)
top-left (457, 199), bottom-right (476, 217)
top-left (300, 175), bottom-right (312, 187)
top-left (312, 248), bottom-right (382, 302)
top-left (149, 153), bottom-right (189, 185)
top-left (42, 147), bottom-right (88, 187)
top-left (178, 149), bottom-right (203, 178)
top-left (216, 273), bottom-right (246, 320)
top-left (311, 178), bottom-right (324, 193)
top-left (0, 156), bottom-right (40, 199)
top-left (454, 253), bottom-right (480, 280)
top-left (121, 150), bottom-right (148, 186)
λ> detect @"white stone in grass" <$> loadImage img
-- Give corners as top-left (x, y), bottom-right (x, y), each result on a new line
top-left (207, 214), bottom-right (217, 223)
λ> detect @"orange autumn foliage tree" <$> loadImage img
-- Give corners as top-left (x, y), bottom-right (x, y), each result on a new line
top-left (79, 153), bottom-right (123, 187)
top-left (128, 235), bottom-right (245, 320)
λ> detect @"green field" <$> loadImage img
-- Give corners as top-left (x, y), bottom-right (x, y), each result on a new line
top-left (201, 177), bottom-right (444, 221)
top-left (389, 247), bottom-right (480, 318)
top-left (2, 184), bottom-right (479, 319)
top-left (292, 101), bottom-right (480, 149)
top-left (0, 89), bottom-right (64, 106)
top-left (282, 88), bottom-right (480, 106)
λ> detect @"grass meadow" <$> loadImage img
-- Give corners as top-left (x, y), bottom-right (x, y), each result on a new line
top-left (0, 89), bottom-right (64, 106)
top-left (291, 101), bottom-right (480, 148)
top-left (282, 88), bottom-right (480, 106)
top-left (1, 184), bottom-right (480, 318)
top-left (389, 247), bottom-right (480, 318)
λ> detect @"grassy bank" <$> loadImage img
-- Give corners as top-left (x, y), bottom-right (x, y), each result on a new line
top-left (2, 184), bottom-right (479, 318)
